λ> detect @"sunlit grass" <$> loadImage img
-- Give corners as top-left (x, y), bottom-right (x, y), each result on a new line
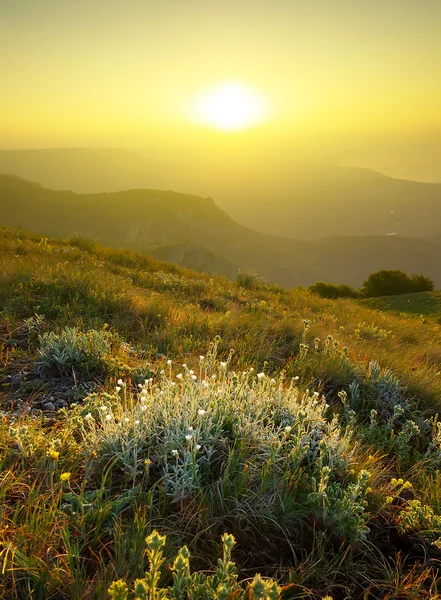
top-left (2, 225), bottom-right (441, 598)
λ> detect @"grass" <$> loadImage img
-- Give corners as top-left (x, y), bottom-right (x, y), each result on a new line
top-left (361, 291), bottom-right (441, 322)
top-left (1, 225), bottom-right (441, 598)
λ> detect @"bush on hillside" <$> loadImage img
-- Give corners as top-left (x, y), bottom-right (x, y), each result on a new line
top-left (236, 269), bottom-right (264, 289)
top-left (309, 281), bottom-right (359, 299)
top-left (361, 270), bottom-right (434, 297)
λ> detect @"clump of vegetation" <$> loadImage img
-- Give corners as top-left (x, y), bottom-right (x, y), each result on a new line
top-left (67, 233), bottom-right (97, 253)
top-left (37, 326), bottom-right (127, 377)
top-left (309, 281), bottom-right (359, 299)
top-left (361, 269), bottom-right (434, 297)
top-left (108, 531), bottom-right (282, 600)
top-left (310, 270), bottom-right (435, 300)
top-left (236, 269), bottom-right (264, 289)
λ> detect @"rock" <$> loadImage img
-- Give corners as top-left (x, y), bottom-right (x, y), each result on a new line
top-left (42, 401), bottom-right (56, 411)
top-left (55, 399), bottom-right (68, 409)
top-left (11, 373), bottom-right (24, 390)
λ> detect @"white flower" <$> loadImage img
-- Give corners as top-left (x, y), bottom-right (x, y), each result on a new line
top-left (117, 379), bottom-right (124, 385)
top-left (182, 363), bottom-right (187, 368)
top-left (191, 375), bottom-right (197, 381)
top-left (188, 426), bottom-right (194, 431)
top-left (185, 434), bottom-right (192, 441)
top-left (220, 362), bottom-right (227, 368)
top-left (202, 381), bottom-right (209, 389)
top-left (196, 444), bottom-right (201, 451)
top-left (199, 355), bottom-right (205, 361)
top-left (140, 405), bottom-right (148, 412)
top-left (116, 386), bottom-right (121, 392)
top-left (171, 449), bottom-right (179, 456)
top-left (105, 414), bottom-right (112, 421)
top-left (189, 369), bottom-right (194, 375)
top-left (167, 359), bottom-right (172, 365)
top-left (284, 425), bottom-right (292, 433)
top-left (85, 413), bottom-right (93, 420)
top-left (170, 382), bottom-right (176, 387)
top-left (124, 417), bottom-right (130, 423)
top-left (198, 409), bottom-right (206, 416)
top-left (293, 376), bottom-right (299, 380)
top-left (176, 373), bottom-right (183, 380)
top-left (100, 406), bottom-right (108, 412)
top-left (134, 420), bottom-right (140, 425)
top-left (257, 372), bottom-right (265, 379)
top-left (138, 383), bottom-right (143, 388)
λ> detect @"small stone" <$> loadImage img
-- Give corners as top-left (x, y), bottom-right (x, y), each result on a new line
top-left (55, 399), bottom-right (68, 409)
top-left (11, 374), bottom-right (23, 390)
top-left (42, 401), bottom-right (56, 411)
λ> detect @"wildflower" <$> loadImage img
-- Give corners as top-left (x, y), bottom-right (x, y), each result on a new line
top-left (189, 369), bottom-right (194, 375)
top-left (117, 379), bottom-right (124, 385)
top-left (85, 413), bottom-right (93, 420)
top-left (386, 496), bottom-right (393, 504)
top-left (140, 405), bottom-right (148, 412)
top-left (116, 386), bottom-right (121, 392)
top-left (176, 373), bottom-right (183, 380)
top-left (138, 383), bottom-right (143, 388)
top-left (182, 363), bottom-right (187, 368)
top-left (284, 426), bottom-right (292, 434)
top-left (60, 472), bottom-right (71, 482)
top-left (48, 449), bottom-right (59, 461)
top-left (191, 375), bottom-right (197, 380)
top-left (170, 382), bottom-right (176, 387)
top-left (196, 444), bottom-right (201, 451)
top-left (185, 434), bottom-right (192, 441)
top-left (199, 355), bottom-right (205, 361)
top-left (257, 372), bottom-right (265, 379)
top-left (124, 417), bottom-right (130, 423)
top-left (167, 359), bottom-right (172, 365)
top-left (134, 420), bottom-right (140, 425)
top-left (105, 414), bottom-right (112, 421)
top-left (198, 409), bottom-right (206, 416)
top-left (100, 406), bottom-right (108, 411)
top-left (220, 362), bottom-right (227, 368)
top-left (293, 376), bottom-right (299, 381)
top-left (188, 426), bottom-right (194, 431)
top-left (171, 449), bottom-right (179, 456)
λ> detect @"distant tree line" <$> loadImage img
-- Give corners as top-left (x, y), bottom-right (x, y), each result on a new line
top-left (309, 270), bottom-right (435, 299)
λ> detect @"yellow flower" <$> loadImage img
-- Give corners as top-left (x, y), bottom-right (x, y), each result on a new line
top-left (60, 472), bottom-right (71, 482)
top-left (48, 449), bottom-right (59, 461)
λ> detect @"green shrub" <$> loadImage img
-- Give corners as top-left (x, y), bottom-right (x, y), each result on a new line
top-left (309, 281), bottom-right (359, 299)
top-left (236, 269), bottom-right (264, 289)
top-left (67, 233), bottom-right (97, 253)
top-left (361, 270), bottom-right (434, 297)
top-left (37, 326), bottom-right (125, 377)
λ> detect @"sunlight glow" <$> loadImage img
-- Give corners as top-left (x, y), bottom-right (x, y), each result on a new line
top-left (191, 82), bottom-right (268, 131)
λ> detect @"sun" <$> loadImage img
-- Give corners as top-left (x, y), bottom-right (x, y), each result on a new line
top-left (191, 82), bottom-right (268, 132)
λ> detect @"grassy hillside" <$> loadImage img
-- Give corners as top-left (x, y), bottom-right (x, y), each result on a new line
top-left (2, 173), bottom-right (441, 288)
top-left (2, 226), bottom-right (441, 598)
top-left (362, 291), bottom-right (441, 321)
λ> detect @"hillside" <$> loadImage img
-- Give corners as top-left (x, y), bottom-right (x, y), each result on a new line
top-left (361, 290), bottom-right (441, 321)
top-left (1, 148), bottom-right (441, 241)
top-left (2, 227), bottom-right (441, 598)
top-left (2, 173), bottom-right (441, 288)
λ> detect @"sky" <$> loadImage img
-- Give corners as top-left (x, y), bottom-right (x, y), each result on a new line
top-left (1, 0), bottom-right (441, 181)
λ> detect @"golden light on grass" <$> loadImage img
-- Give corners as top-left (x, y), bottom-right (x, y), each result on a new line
top-left (191, 82), bottom-right (269, 132)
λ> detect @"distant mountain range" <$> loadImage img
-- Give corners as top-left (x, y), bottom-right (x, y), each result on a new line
top-left (1, 147), bottom-right (440, 242)
top-left (1, 172), bottom-right (440, 288)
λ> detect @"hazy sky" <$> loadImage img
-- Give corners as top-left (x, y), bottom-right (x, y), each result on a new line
top-left (2, 0), bottom-right (441, 180)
